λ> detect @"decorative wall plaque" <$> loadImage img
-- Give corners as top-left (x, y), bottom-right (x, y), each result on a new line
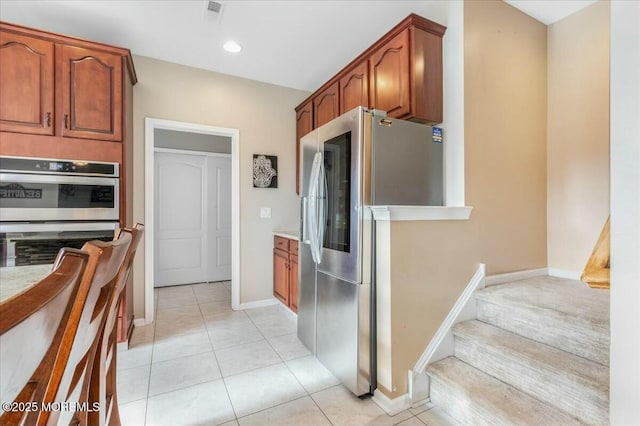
top-left (253, 154), bottom-right (278, 188)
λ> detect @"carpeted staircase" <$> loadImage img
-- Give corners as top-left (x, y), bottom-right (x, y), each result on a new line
top-left (427, 276), bottom-right (609, 425)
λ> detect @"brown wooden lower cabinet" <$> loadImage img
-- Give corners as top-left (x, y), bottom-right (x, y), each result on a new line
top-left (289, 254), bottom-right (298, 313)
top-left (273, 236), bottom-right (298, 313)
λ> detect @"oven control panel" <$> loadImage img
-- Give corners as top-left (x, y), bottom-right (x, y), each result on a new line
top-left (0, 156), bottom-right (119, 177)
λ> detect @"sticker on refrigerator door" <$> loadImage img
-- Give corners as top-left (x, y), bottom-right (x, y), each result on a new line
top-left (432, 127), bottom-right (443, 144)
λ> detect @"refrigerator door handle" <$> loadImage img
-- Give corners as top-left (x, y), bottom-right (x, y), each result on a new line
top-left (300, 197), bottom-right (309, 243)
top-left (308, 151), bottom-right (324, 264)
top-left (318, 162), bottom-right (328, 253)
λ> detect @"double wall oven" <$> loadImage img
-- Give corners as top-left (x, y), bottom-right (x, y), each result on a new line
top-left (0, 156), bottom-right (120, 267)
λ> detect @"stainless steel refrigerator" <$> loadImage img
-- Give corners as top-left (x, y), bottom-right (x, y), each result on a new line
top-left (297, 107), bottom-right (443, 396)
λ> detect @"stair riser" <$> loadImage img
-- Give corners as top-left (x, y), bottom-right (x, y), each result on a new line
top-left (455, 335), bottom-right (608, 426)
top-left (428, 371), bottom-right (582, 426)
top-left (477, 300), bottom-right (609, 366)
top-left (430, 375), bottom-right (512, 426)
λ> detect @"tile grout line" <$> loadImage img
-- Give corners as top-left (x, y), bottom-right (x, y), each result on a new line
top-left (234, 394), bottom-right (319, 424)
top-left (121, 284), bottom-right (211, 424)
top-left (148, 284), bottom-right (409, 425)
top-left (148, 283), bottom-right (240, 424)
top-left (198, 284), bottom-right (240, 424)
top-left (190, 282), bottom-right (240, 424)
top-left (141, 286), bottom-right (162, 426)
top-left (146, 284), bottom-right (219, 423)
top-left (251, 308), bottom-right (337, 425)
top-left (280, 352), bottom-right (337, 426)
top-left (241, 306), bottom-right (337, 423)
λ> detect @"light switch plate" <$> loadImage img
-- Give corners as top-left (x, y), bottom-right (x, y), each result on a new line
top-left (260, 207), bottom-right (271, 218)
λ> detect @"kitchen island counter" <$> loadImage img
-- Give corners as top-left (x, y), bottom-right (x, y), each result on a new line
top-left (0, 264), bottom-right (52, 302)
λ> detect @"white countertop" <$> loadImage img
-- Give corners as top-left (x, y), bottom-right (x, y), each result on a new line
top-left (273, 229), bottom-right (299, 240)
top-left (0, 264), bottom-right (53, 302)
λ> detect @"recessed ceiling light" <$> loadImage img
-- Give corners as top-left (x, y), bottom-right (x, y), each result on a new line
top-left (223, 40), bottom-right (242, 53)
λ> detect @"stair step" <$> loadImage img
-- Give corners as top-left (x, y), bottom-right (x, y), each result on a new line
top-left (417, 406), bottom-right (457, 426)
top-left (454, 320), bottom-right (608, 425)
top-left (475, 276), bottom-right (609, 365)
top-left (427, 357), bottom-right (583, 426)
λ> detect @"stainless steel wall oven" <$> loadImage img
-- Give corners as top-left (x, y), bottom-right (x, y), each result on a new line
top-left (0, 156), bottom-right (120, 267)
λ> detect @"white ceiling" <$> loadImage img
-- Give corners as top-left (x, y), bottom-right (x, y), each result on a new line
top-left (504, 0), bottom-right (597, 25)
top-left (0, 0), bottom-right (597, 92)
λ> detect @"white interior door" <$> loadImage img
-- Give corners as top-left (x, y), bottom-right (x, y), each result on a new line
top-left (207, 156), bottom-right (232, 282)
top-left (154, 152), bottom-right (207, 287)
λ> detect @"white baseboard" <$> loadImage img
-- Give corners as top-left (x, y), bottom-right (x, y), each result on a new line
top-left (484, 267), bottom-right (548, 286)
top-left (548, 268), bottom-right (582, 280)
top-left (133, 317), bottom-right (152, 327)
top-left (236, 297), bottom-right (279, 310)
top-left (372, 389), bottom-right (411, 416)
top-left (411, 399), bottom-right (434, 411)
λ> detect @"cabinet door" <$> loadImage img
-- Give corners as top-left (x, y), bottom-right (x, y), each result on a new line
top-left (273, 248), bottom-right (290, 305)
top-left (295, 100), bottom-right (313, 194)
top-left (340, 60), bottom-right (369, 114)
top-left (58, 45), bottom-right (122, 141)
top-left (289, 254), bottom-right (298, 313)
top-left (370, 29), bottom-right (410, 118)
top-left (313, 81), bottom-right (339, 128)
top-left (0, 31), bottom-right (54, 135)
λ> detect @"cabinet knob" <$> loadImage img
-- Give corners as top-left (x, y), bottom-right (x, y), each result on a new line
top-left (45, 112), bottom-right (51, 127)
top-left (63, 114), bottom-right (69, 129)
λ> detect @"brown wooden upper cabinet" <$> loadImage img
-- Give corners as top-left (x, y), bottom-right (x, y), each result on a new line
top-left (295, 100), bottom-right (313, 194)
top-left (58, 45), bottom-right (123, 141)
top-left (295, 13), bottom-right (445, 126)
top-left (370, 30), bottom-right (410, 119)
top-left (340, 60), bottom-right (369, 114)
top-left (293, 14), bottom-right (446, 193)
top-left (313, 81), bottom-right (339, 128)
top-left (0, 31), bottom-right (55, 135)
top-left (0, 24), bottom-right (126, 142)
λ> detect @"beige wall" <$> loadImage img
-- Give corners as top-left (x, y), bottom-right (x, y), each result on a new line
top-left (464, 0), bottom-right (548, 275)
top-left (380, 0), bottom-right (548, 398)
top-left (131, 56), bottom-right (309, 318)
top-left (547, 1), bottom-right (610, 274)
top-left (381, 221), bottom-right (479, 397)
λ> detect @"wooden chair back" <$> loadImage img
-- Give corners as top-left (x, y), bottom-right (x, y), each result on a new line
top-left (0, 249), bottom-right (89, 425)
top-left (33, 233), bottom-right (132, 426)
top-left (88, 223), bottom-right (144, 426)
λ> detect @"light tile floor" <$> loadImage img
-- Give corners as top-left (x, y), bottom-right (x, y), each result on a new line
top-left (117, 281), bottom-right (444, 425)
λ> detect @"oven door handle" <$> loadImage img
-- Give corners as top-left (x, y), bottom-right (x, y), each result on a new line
top-left (0, 173), bottom-right (119, 186)
top-left (0, 222), bottom-right (119, 233)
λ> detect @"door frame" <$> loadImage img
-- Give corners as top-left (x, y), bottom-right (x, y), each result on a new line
top-left (144, 117), bottom-right (240, 324)
top-left (153, 147), bottom-right (232, 287)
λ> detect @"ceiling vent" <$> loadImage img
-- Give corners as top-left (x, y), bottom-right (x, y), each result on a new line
top-left (204, 1), bottom-right (224, 23)
top-left (207, 1), bottom-right (222, 13)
